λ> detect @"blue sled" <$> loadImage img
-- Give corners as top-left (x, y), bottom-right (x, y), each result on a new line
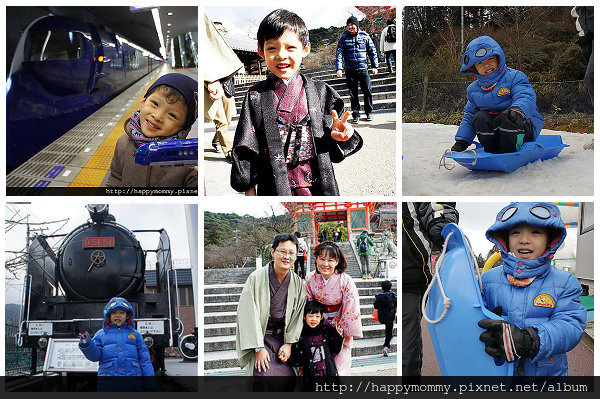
top-left (425, 223), bottom-right (514, 377)
top-left (445, 135), bottom-right (569, 173)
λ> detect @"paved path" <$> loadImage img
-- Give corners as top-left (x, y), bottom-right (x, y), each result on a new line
top-left (203, 109), bottom-right (396, 196)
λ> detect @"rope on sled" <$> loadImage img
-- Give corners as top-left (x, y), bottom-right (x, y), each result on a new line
top-left (422, 231), bottom-right (453, 324)
top-left (439, 149), bottom-right (478, 170)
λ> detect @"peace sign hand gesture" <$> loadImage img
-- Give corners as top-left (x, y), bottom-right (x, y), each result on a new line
top-left (331, 110), bottom-right (354, 142)
top-left (79, 332), bottom-right (89, 344)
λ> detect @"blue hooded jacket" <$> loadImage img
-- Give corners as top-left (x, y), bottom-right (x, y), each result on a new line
top-left (455, 36), bottom-right (544, 145)
top-left (79, 297), bottom-right (155, 391)
top-left (482, 203), bottom-right (586, 376)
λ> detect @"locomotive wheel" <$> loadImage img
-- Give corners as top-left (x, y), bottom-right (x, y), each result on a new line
top-left (178, 334), bottom-right (198, 360)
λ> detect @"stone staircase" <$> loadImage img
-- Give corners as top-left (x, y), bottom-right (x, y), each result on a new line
top-left (203, 273), bottom-right (397, 376)
top-left (232, 64), bottom-right (396, 121)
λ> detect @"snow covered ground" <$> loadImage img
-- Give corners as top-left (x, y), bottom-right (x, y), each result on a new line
top-left (402, 123), bottom-right (594, 196)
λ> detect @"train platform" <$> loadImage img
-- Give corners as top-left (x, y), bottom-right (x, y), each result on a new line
top-left (6, 64), bottom-right (198, 195)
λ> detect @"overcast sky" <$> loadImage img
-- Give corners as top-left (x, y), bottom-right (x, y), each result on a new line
top-left (205, 6), bottom-right (364, 38)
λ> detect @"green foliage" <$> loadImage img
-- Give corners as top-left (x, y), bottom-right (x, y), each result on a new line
top-left (542, 25), bottom-right (574, 43)
top-left (552, 45), bottom-right (587, 81)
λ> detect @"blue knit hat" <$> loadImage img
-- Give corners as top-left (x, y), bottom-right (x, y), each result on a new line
top-left (145, 73), bottom-right (198, 130)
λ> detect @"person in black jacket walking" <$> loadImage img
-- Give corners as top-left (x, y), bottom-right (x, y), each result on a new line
top-left (402, 202), bottom-right (458, 381)
top-left (374, 280), bottom-right (397, 356)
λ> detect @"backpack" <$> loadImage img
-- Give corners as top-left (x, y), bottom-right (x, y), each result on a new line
top-left (385, 25), bottom-right (396, 43)
top-left (359, 236), bottom-right (368, 252)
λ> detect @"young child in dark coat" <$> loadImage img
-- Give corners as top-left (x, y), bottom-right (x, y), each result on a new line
top-left (374, 280), bottom-right (397, 356)
top-left (289, 300), bottom-right (343, 391)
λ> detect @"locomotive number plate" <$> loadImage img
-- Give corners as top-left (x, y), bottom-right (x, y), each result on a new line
top-left (137, 320), bottom-right (165, 334)
top-left (29, 322), bottom-right (53, 336)
top-left (82, 237), bottom-right (115, 248)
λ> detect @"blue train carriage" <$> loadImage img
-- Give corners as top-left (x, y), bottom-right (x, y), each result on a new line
top-left (6, 15), bottom-right (162, 170)
top-left (135, 138), bottom-right (198, 167)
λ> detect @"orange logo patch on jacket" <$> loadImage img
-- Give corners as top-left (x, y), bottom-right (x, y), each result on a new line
top-left (497, 87), bottom-right (511, 96)
top-left (127, 334), bottom-right (137, 340)
top-left (533, 294), bottom-right (556, 308)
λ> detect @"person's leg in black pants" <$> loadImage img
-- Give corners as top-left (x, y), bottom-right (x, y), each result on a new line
top-left (402, 291), bottom-right (423, 382)
top-left (357, 69), bottom-right (374, 117)
top-left (345, 69), bottom-right (361, 120)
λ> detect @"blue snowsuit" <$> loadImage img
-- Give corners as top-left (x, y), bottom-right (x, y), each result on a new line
top-left (79, 297), bottom-right (156, 391)
top-left (482, 203), bottom-right (586, 376)
top-left (455, 36), bottom-right (544, 148)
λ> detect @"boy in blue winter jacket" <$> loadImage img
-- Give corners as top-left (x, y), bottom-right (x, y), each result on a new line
top-left (478, 203), bottom-right (586, 377)
top-left (79, 297), bottom-right (155, 391)
top-left (451, 36), bottom-right (544, 154)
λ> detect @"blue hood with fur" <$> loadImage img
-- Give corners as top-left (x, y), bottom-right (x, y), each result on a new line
top-left (486, 202), bottom-right (566, 279)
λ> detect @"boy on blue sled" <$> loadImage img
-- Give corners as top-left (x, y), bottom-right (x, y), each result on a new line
top-left (451, 36), bottom-right (544, 154)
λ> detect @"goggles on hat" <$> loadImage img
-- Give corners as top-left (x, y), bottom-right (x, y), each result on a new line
top-left (463, 47), bottom-right (490, 65)
top-left (500, 204), bottom-right (552, 222)
top-left (108, 300), bottom-right (130, 309)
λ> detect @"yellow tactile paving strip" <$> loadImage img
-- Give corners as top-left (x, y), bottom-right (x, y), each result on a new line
top-left (69, 77), bottom-right (159, 187)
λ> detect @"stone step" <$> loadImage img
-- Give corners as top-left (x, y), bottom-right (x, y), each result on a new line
top-left (204, 311), bottom-right (385, 328)
top-left (203, 337), bottom-right (397, 370)
top-left (203, 353), bottom-right (397, 376)
top-left (203, 319), bottom-right (396, 339)
top-left (202, 290), bottom-right (387, 306)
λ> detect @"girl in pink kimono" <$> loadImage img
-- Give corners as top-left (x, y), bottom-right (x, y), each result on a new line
top-left (305, 242), bottom-right (363, 375)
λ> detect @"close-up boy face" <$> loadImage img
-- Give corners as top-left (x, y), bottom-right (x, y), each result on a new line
top-left (507, 222), bottom-right (550, 260)
top-left (305, 311), bottom-right (323, 328)
top-left (139, 89), bottom-right (188, 138)
top-left (258, 29), bottom-right (311, 80)
top-left (475, 55), bottom-right (499, 76)
top-left (109, 308), bottom-right (128, 327)
top-left (347, 23), bottom-right (358, 34)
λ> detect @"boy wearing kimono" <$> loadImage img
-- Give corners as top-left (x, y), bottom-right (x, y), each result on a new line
top-left (230, 9), bottom-right (363, 196)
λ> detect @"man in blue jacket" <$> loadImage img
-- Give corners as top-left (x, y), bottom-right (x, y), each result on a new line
top-left (336, 16), bottom-right (379, 123)
top-left (451, 36), bottom-right (544, 154)
top-left (479, 202), bottom-right (586, 377)
top-left (79, 297), bottom-right (156, 391)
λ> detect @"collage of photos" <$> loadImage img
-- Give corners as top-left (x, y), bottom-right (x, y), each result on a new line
top-left (2, 4), bottom-right (595, 395)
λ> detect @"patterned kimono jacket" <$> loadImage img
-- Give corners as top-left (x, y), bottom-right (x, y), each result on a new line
top-left (305, 271), bottom-right (363, 375)
top-left (236, 262), bottom-right (306, 375)
top-left (230, 72), bottom-right (363, 196)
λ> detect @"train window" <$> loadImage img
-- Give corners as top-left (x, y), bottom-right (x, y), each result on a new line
top-left (25, 30), bottom-right (85, 61)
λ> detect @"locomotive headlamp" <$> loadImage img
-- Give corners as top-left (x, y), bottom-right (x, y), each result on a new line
top-left (38, 337), bottom-right (48, 349)
top-left (87, 204), bottom-right (109, 223)
top-left (144, 336), bottom-right (154, 348)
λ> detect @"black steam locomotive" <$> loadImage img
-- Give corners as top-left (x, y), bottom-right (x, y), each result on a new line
top-left (17, 204), bottom-right (188, 375)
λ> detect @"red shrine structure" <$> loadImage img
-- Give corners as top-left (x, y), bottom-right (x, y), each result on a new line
top-left (282, 202), bottom-right (396, 245)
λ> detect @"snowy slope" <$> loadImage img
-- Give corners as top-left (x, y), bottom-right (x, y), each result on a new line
top-left (402, 123), bottom-right (594, 196)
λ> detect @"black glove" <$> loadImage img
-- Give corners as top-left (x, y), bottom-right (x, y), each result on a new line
top-left (478, 319), bottom-right (540, 363)
top-left (502, 106), bottom-right (525, 126)
top-left (450, 140), bottom-right (470, 152)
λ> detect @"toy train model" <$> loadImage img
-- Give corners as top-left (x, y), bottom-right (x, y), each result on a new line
top-left (135, 138), bottom-right (199, 167)
top-left (6, 15), bottom-right (163, 170)
top-left (17, 204), bottom-right (190, 375)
